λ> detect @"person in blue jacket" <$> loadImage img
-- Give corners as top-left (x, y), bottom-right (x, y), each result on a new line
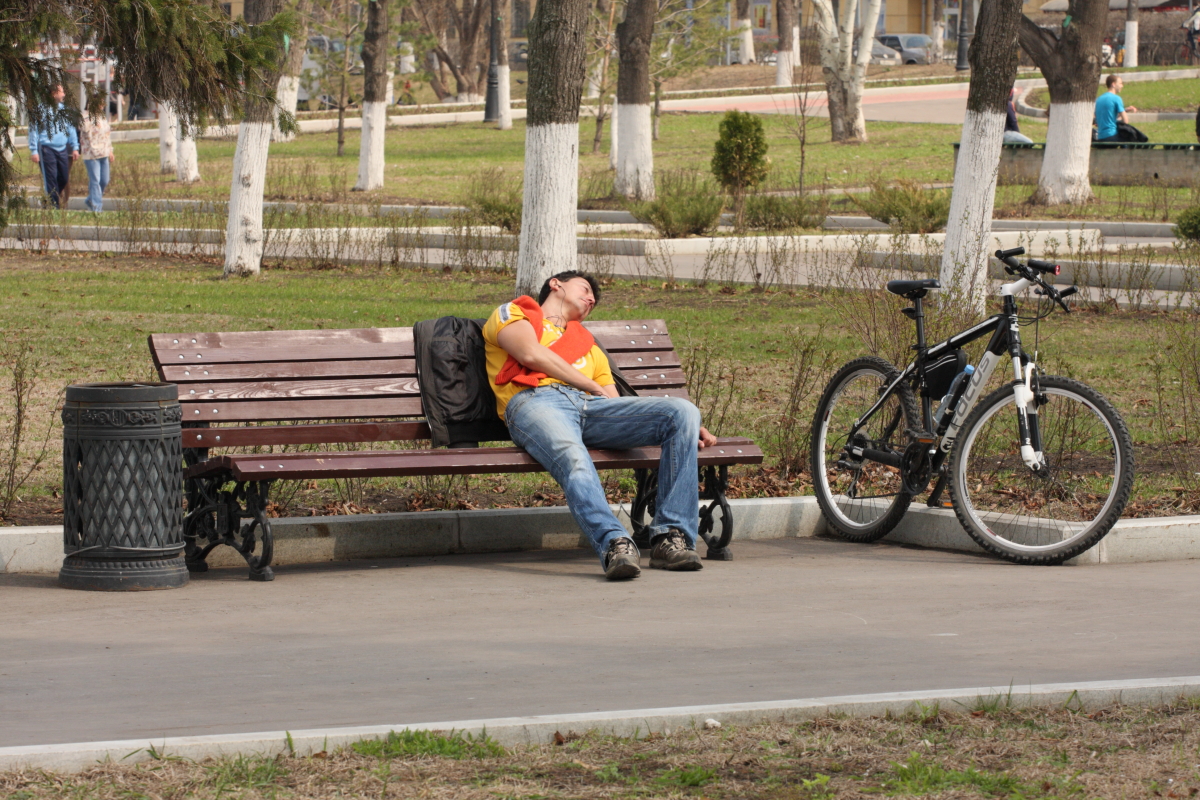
top-left (28, 84), bottom-right (79, 209)
top-left (1095, 74), bottom-right (1138, 143)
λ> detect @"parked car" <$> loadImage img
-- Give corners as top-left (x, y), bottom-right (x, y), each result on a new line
top-left (877, 33), bottom-right (934, 64)
top-left (852, 39), bottom-right (903, 66)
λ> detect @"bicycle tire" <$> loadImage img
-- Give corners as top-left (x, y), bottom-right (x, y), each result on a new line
top-left (810, 356), bottom-right (920, 542)
top-left (948, 375), bottom-right (1134, 565)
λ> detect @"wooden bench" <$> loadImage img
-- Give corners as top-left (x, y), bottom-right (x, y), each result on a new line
top-left (148, 320), bottom-right (764, 581)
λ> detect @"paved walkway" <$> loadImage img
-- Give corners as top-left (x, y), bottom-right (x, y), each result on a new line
top-left (3, 538), bottom-right (1198, 749)
top-left (662, 82), bottom-right (970, 124)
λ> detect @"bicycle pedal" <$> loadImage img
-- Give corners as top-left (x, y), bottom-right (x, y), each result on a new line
top-left (938, 500), bottom-right (953, 509)
top-left (906, 428), bottom-right (936, 444)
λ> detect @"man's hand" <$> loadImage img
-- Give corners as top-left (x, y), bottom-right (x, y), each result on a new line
top-left (30, 153), bottom-right (39, 164)
top-left (698, 426), bottom-right (717, 449)
top-left (70, 151), bottom-right (79, 162)
top-left (1126, 105), bottom-right (1138, 113)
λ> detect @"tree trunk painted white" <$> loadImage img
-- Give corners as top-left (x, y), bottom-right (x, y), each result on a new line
top-left (457, 93), bottom-right (484, 103)
top-left (614, 103), bottom-right (653, 200)
top-left (175, 125), bottom-right (201, 183)
top-left (1035, 101), bottom-right (1094, 205)
top-left (157, 103), bottom-right (178, 173)
top-left (1123, 20), bottom-right (1139, 67)
top-left (516, 123), bottom-right (579, 295)
top-left (609, 102), bottom-right (619, 170)
top-left (497, 64), bottom-right (513, 130)
top-left (273, 74), bottom-right (300, 143)
top-left (224, 121), bottom-right (273, 276)
top-left (940, 108), bottom-right (1005, 313)
top-left (353, 101), bottom-right (388, 191)
top-left (775, 49), bottom-right (795, 86)
top-left (737, 19), bottom-right (756, 63)
top-left (931, 21), bottom-right (945, 62)
top-left (586, 62), bottom-right (604, 98)
top-left (793, 25), bottom-right (801, 64)
top-left (399, 43), bottom-right (416, 73)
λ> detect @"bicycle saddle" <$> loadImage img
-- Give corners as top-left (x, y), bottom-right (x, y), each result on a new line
top-left (886, 279), bottom-right (941, 299)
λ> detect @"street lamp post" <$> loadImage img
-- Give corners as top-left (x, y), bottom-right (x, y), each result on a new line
top-left (954, 0), bottom-right (972, 71)
top-left (484, 0), bottom-right (501, 121)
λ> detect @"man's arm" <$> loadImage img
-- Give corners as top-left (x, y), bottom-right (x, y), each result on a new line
top-left (496, 319), bottom-right (607, 395)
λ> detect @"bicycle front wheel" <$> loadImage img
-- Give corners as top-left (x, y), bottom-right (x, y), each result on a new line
top-left (810, 356), bottom-right (919, 542)
top-left (948, 375), bottom-right (1134, 564)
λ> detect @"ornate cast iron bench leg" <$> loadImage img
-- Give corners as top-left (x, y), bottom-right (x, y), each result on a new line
top-left (698, 465), bottom-right (733, 560)
top-left (629, 466), bottom-right (733, 560)
top-left (182, 471), bottom-right (276, 581)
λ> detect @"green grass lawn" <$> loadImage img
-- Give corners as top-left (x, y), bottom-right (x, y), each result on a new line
top-left (9, 112), bottom-right (1197, 223)
top-left (0, 253), bottom-right (1196, 524)
top-left (1027, 78), bottom-right (1200, 113)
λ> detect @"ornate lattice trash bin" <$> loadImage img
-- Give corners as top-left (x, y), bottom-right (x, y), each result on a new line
top-left (60, 382), bottom-right (187, 590)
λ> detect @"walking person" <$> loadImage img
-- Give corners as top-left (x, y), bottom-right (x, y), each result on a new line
top-left (79, 111), bottom-right (114, 212)
top-left (27, 84), bottom-right (79, 209)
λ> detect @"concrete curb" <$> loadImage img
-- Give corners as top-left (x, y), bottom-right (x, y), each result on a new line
top-left (4, 497), bottom-right (1198, 575)
top-left (1013, 68), bottom-right (1200, 118)
top-left (2, 675), bottom-right (1198, 773)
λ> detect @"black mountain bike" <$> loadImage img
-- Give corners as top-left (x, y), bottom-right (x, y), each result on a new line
top-left (809, 248), bottom-right (1135, 564)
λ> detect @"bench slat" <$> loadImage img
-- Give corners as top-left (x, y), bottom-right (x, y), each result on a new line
top-left (187, 438), bottom-right (763, 481)
top-left (610, 351), bottom-right (681, 369)
top-left (155, 342), bottom-right (416, 365)
top-left (161, 359), bottom-right (417, 383)
top-left (150, 328), bottom-right (413, 351)
top-left (178, 377), bottom-right (421, 402)
top-left (182, 421), bottom-right (432, 449)
top-left (181, 397), bottom-right (425, 423)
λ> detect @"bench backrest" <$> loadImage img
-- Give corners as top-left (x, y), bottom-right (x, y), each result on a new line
top-left (149, 319), bottom-right (687, 451)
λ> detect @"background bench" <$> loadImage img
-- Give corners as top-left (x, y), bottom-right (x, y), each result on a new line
top-left (953, 141), bottom-right (1200, 187)
top-left (149, 320), bottom-right (763, 581)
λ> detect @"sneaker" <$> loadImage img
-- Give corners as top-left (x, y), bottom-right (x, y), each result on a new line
top-left (649, 530), bottom-right (703, 571)
top-left (604, 537), bottom-right (641, 581)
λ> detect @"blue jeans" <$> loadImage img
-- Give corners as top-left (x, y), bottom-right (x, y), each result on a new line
top-left (504, 384), bottom-right (702, 564)
top-left (84, 158), bottom-right (110, 212)
top-left (38, 145), bottom-right (71, 208)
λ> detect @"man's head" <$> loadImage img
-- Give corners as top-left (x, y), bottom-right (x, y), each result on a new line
top-left (538, 271), bottom-right (601, 321)
top-left (51, 84), bottom-right (65, 104)
top-left (1106, 74), bottom-right (1123, 93)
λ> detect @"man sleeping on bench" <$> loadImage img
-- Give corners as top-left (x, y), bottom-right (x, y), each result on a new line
top-left (483, 270), bottom-right (719, 581)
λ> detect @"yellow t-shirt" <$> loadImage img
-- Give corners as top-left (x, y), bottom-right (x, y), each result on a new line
top-left (482, 300), bottom-right (614, 420)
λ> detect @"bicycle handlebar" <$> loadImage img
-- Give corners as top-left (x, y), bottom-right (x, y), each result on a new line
top-left (992, 249), bottom-right (1076, 313)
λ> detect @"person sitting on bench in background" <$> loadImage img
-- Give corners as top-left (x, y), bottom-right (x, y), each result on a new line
top-left (482, 271), bottom-right (718, 581)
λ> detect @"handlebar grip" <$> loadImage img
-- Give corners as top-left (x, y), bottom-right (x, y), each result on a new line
top-left (1027, 259), bottom-right (1061, 275)
top-left (995, 247), bottom-right (1026, 260)
top-left (1060, 286), bottom-right (1078, 298)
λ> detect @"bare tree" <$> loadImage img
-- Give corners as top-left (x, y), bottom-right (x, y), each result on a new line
top-left (1125, 0), bottom-right (1139, 67)
top-left (411, 0), bottom-right (490, 101)
top-left (225, 0), bottom-right (289, 277)
top-left (274, 0), bottom-right (314, 142)
top-left (928, 0), bottom-right (945, 63)
top-left (1018, 0), bottom-right (1108, 205)
top-left (775, 0), bottom-right (797, 86)
top-left (515, 0), bottom-right (591, 297)
top-left (614, 0), bottom-right (656, 199)
top-left (809, 0), bottom-right (883, 141)
top-left (735, 0), bottom-right (755, 63)
top-left (495, 0), bottom-right (513, 129)
top-left (156, 102), bottom-right (177, 172)
top-left (940, 0), bottom-right (1026, 312)
top-left (355, 0), bottom-right (391, 190)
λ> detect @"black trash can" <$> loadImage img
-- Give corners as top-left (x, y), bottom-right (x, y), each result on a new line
top-left (60, 382), bottom-right (187, 590)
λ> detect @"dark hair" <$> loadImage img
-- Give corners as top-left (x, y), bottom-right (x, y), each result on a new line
top-left (1106, 74), bottom-right (1120, 89)
top-left (537, 271), bottom-right (601, 306)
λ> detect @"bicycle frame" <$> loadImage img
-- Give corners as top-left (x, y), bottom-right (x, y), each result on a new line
top-left (844, 275), bottom-right (1046, 504)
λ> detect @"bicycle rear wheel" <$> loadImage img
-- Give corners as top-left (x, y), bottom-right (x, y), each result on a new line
top-left (948, 375), bottom-right (1134, 564)
top-left (810, 356), bottom-right (919, 542)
